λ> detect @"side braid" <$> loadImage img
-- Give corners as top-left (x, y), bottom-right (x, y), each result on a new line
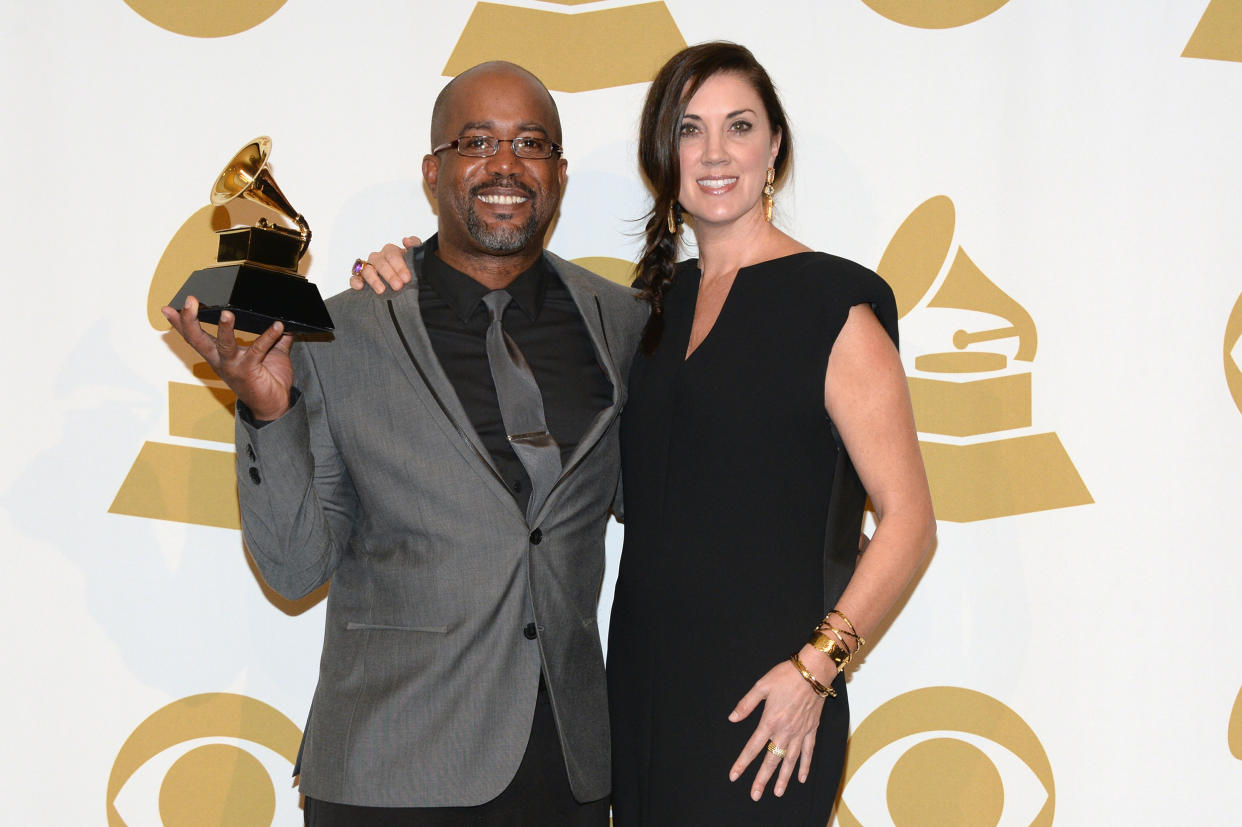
top-left (636, 201), bottom-right (681, 354)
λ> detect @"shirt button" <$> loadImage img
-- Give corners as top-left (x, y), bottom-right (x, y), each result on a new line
top-left (529, 528), bottom-right (543, 545)
top-left (523, 622), bottom-right (538, 640)
top-left (248, 467), bottom-right (262, 484)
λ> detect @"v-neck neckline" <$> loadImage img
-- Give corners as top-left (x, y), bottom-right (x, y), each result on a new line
top-left (682, 266), bottom-right (739, 363)
top-left (680, 252), bottom-right (817, 363)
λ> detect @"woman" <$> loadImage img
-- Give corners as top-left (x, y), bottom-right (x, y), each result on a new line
top-left (606, 42), bottom-right (933, 824)
top-left (357, 42), bottom-right (934, 824)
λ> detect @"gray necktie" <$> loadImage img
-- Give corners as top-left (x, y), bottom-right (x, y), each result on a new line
top-left (482, 289), bottom-right (562, 521)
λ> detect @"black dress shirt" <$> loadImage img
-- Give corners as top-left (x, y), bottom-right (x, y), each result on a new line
top-left (419, 239), bottom-right (613, 515)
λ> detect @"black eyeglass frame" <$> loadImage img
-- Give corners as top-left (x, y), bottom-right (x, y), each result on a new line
top-left (431, 135), bottom-right (564, 160)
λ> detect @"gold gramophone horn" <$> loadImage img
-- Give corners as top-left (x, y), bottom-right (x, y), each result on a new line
top-left (169, 135), bottom-right (332, 335)
top-left (210, 136), bottom-right (311, 260)
top-left (879, 195), bottom-right (1037, 373)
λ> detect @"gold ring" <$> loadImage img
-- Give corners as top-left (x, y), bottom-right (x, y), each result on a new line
top-left (766, 741), bottom-right (787, 759)
top-left (351, 258), bottom-right (367, 277)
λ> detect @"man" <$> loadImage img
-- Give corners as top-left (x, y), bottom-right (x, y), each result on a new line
top-left (164, 61), bottom-right (647, 824)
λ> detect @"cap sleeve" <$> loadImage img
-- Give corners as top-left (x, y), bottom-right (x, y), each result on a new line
top-left (811, 256), bottom-right (899, 372)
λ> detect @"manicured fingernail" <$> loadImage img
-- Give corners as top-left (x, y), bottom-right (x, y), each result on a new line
top-left (729, 771), bottom-right (739, 782)
top-left (775, 787), bottom-right (784, 797)
top-left (751, 790), bottom-right (760, 802)
top-left (727, 712), bottom-right (738, 721)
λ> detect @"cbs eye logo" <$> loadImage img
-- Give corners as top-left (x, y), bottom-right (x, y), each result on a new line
top-left (107, 693), bottom-right (302, 826)
top-left (838, 686), bottom-right (1054, 827)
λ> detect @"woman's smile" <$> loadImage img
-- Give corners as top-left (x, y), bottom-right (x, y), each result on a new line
top-left (695, 176), bottom-right (739, 194)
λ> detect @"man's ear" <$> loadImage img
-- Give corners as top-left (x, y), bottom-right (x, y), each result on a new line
top-left (422, 154), bottom-right (439, 195)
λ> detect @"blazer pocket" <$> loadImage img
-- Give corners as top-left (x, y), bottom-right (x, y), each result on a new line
top-left (345, 622), bottom-right (448, 634)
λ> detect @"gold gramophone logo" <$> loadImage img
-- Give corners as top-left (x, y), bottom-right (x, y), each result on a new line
top-left (1230, 685), bottom-right (1242, 761)
top-left (1225, 292), bottom-right (1242, 416)
top-left (107, 693), bottom-right (302, 826)
top-left (838, 687), bottom-right (1054, 826)
top-left (1183, 0), bottom-right (1242, 62)
top-left (859, 0), bottom-right (1010, 29)
top-left (121, 0), bottom-right (287, 38)
top-left (877, 196), bottom-right (1091, 522)
top-left (445, 1), bottom-right (686, 92)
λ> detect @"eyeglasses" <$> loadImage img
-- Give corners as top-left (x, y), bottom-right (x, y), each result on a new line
top-left (431, 135), bottom-right (564, 160)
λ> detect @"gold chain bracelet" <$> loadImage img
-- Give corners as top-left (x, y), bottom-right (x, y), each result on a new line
top-left (825, 609), bottom-right (865, 650)
top-left (789, 653), bottom-right (836, 698)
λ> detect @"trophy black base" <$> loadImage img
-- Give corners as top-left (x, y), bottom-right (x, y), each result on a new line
top-left (170, 263), bottom-right (334, 335)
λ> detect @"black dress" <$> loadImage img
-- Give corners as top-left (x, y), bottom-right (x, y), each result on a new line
top-left (607, 252), bottom-right (899, 825)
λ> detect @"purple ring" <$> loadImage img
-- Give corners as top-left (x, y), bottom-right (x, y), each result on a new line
top-left (351, 258), bottom-right (367, 277)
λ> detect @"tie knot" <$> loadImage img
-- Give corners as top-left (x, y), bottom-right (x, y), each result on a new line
top-left (482, 289), bottom-right (513, 322)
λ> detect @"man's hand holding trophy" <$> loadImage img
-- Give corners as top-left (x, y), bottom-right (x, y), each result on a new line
top-left (162, 136), bottom-right (332, 422)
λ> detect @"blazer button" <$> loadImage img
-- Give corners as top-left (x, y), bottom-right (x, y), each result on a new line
top-left (523, 622), bottom-right (538, 640)
top-left (248, 467), bottom-right (262, 484)
top-left (529, 528), bottom-right (543, 545)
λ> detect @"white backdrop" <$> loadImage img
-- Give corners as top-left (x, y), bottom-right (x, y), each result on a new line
top-left (3, 1), bottom-right (1241, 824)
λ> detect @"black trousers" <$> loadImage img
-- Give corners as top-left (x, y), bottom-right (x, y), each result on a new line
top-left (304, 680), bottom-right (608, 826)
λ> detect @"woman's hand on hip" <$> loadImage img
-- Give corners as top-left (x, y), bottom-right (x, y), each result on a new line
top-left (728, 654), bottom-right (836, 800)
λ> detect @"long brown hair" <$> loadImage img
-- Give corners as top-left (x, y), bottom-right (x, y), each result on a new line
top-left (635, 42), bottom-right (794, 354)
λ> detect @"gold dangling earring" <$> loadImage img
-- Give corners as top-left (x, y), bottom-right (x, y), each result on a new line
top-left (763, 167), bottom-right (776, 223)
top-left (667, 202), bottom-right (679, 234)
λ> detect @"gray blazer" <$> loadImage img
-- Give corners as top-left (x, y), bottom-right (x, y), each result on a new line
top-left (235, 244), bottom-right (648, 807)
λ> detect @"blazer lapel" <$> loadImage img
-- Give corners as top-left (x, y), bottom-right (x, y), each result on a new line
top-left (531, 254), bottom-right (627, 526)
top-left (376, 242), bottom-right (518, 513)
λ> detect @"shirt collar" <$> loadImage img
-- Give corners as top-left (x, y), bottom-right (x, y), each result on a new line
top-left (421, 236), bottom-right (550, 324)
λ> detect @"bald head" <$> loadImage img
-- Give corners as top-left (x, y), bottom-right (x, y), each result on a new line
top-left (421, 59), bottom-right (568, 280)
top-left (430, 61), bottom-right (562, 148)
